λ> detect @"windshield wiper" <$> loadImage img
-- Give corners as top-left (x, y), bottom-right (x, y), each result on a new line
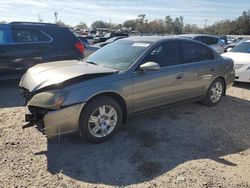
top-left (85, 61), bottom-right (99, 66)
top-left (85, 61), bottom-right (120, 71)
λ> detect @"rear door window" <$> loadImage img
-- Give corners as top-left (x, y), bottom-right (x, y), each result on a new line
top-left (181, 41), bottom-right (214, 63)
top-left (143, 41), bottom-right (181, 67)
top-left (201, 36), bottom-right (219, 45)
top-left (194, 36), bottom-right (202, 42)
top-left (12, 28), bottom-right (51, 43)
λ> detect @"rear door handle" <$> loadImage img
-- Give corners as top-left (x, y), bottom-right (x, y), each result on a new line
top-left (176, 73), bottom-right (184, 79)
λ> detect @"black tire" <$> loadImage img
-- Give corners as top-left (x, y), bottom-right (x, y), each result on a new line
top-left (202, 78), bottom-right (225, 106)
top-left (79, 96), bottom-right (123, 144)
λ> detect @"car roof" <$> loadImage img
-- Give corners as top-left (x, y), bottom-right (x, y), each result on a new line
top-left (178, 34), bottom-right (219, 38)
top-left (0, 22), bottom-right (65, 28)
top-left (120, 35), bottom-right (205, 44)
top-left (121, 36), bottom-right (172, 43)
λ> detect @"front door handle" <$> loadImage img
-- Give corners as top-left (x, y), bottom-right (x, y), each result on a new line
top-left (176, 73), bottom-right (184, 79)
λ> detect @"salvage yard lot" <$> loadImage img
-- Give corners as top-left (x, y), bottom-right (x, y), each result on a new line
top-left (0, 81), bottom-right (249, 188)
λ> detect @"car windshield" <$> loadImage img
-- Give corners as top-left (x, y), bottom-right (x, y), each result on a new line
top-left (85, 40), bottom-right (152, 70)
top-left (231, 41), bottom-right (250, 53)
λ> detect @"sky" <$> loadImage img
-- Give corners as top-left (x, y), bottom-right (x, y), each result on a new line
top-left (0, 0), bottom-right (249, 28)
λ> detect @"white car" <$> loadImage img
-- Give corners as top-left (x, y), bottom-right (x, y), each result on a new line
top-left (222, 40), bottom-right (250, 83)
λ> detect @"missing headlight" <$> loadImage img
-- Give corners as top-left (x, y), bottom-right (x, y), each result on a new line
top-left (28, 89), bottom-right (69, 110)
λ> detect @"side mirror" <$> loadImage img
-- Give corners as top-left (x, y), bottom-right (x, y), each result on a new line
top-left (140, 62), bottom-right (160, 71)
top-left (227, 47), bottom-right (232, 52)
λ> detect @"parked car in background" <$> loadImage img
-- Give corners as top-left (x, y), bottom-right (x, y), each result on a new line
top-left (220, 36), bottom-right (228, 45)
top-left (93, 32), bottom-right (129, 44)
top-left (77, 36), bottom-right (99, 56)
top-left (224, 38), bottom-right (244, 52)
top-left (222, 40), bottom-right (250, 83)
top-left (0, 22), bottom-right (84, 77)
top-left (20, 36), bottom-right (234, 143)
top-left (94, 36), bottom-right (128, 48)
top-left (178, 34), bottom-right (225, 54)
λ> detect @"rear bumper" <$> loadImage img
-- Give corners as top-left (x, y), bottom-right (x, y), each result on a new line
top-left (25, 103), bottom-right (85, 138)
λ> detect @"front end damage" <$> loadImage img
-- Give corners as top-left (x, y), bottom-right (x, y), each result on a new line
top-left (24, 103), bottom-right (84, 138)
top-left (20, 88), bottom-right (85, 138)
top-left (18, 60), bottom-right (118, 138)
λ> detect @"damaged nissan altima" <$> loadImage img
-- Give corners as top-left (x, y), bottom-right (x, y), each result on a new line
top-left (19, 36), bottom-right (235, 143)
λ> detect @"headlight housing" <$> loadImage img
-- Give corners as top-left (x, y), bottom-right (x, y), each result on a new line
top-left (28, 89), bottom-right (69, 110)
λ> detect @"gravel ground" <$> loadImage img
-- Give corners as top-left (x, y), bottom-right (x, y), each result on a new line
top-left (0, 81), bottom-right (249, 188)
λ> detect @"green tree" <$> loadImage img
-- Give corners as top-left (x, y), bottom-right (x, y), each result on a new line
top-left (91, 20), bottom-right (109, 29)
top-left (138, 14), bottom-right (146, 25)
top-left (164, 16), bottom-right (173, 34)
top-left (204, 9), bottom-right (250, 35)
top-left (173, 16), bottom-right (184, 34)
top-left (76, 21), bottom-right (87, 30)
top-left (123, 19), bottom-right (137, 29)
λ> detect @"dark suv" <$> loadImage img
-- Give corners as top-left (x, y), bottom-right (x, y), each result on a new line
top-left (0, 22), bottom-right (84, 76)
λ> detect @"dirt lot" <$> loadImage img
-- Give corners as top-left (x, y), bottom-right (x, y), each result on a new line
top-left (0, 81), bottom-right (249, 188)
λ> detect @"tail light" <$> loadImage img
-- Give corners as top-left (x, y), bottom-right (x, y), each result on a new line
top-left (75, 42), bottom-right (84, 54)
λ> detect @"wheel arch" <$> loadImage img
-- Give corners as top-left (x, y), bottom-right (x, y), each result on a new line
top-left (210, 76), bottom-right (227, 95)
top-left (82, 92), bottom-right (128, 124)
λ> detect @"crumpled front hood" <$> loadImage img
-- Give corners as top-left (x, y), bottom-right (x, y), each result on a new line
top-left (222, 52), bottom-right (250, 64)
top-left (19, 60), bottom-right (117, 92)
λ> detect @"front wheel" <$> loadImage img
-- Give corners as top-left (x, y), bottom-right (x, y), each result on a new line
top-left (79, 96), bottom-right (123, 144)
top-left (202, 78), bottom-right (225, 106)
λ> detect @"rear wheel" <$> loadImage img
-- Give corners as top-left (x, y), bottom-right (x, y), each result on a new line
top-left (79, 96), bottom-right (123, 144)
top-left (202, 78), bottom-right (225, 106)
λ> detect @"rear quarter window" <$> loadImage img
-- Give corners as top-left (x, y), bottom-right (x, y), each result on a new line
top-left (46, 27), bottom-right (78, 44)
top-left (12, 28), bottom-right (51, 43)
top-left (181, 41), bottom-right (214, 63)
top-left (0, 27), bottom-right (11, 44)
top-left (0, 30), bottom-right (6, 43)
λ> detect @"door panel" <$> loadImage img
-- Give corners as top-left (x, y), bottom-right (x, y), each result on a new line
top-left (133, 66), bottom-right (191, 112)
top-left (132, 41), bottom-right (189, 112)
top-left (0, 43), bottom-right (49, 73)
top-left (180, 40), bottom-right (217, 96)
top-left (178, 61), bottom-right (214, 97)
top-left (0, 27), bottom-right (51, 73)
top-left (132, 40), bottom-right (217, 113)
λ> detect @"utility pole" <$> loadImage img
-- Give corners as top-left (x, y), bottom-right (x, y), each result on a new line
top-left (204, 19), bottom-right (208, 28)
top-left (38, 12), bottom-right (43, 23)
top-left (54, 12), bottom-right (58, 23)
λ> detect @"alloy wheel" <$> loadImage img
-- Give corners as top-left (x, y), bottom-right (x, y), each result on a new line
top-left (210, 81), bottom-right (223, 103)
top-left (88, 105), bottom-right (118, 138)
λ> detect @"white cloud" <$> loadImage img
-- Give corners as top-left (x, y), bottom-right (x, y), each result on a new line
top-left (0, 0), bottom-right (248, 27)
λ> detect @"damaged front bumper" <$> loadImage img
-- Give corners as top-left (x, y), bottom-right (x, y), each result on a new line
top-left (24, 103), bottom-right (85, 138)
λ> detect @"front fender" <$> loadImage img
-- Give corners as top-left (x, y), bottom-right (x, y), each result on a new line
top-left (63, 77), bottom-right (133, 113)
